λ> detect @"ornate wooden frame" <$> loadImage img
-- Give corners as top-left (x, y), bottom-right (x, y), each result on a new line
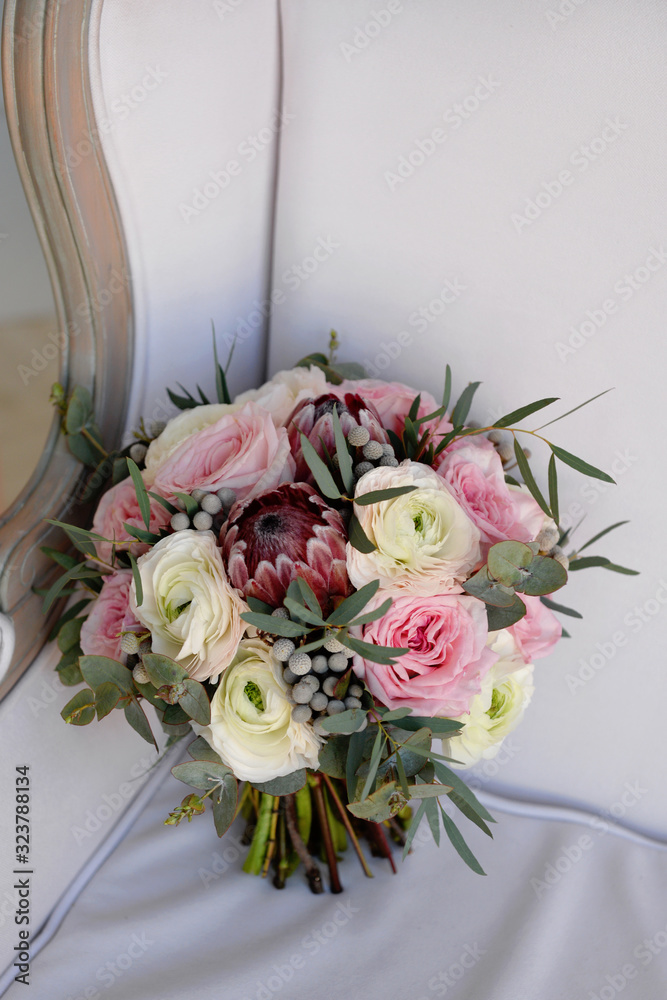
top-left (0, 0), bottom-right (133, 699)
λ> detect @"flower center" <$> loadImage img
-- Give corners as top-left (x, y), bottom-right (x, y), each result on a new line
top-left (487, 688), bottom-right (506, 720)
top-left (255, 513), bottom-right (284, 537)
top-left (165, 600), bottom-right (192, 623)
top-left (244, 681), bottom-right (265, 713)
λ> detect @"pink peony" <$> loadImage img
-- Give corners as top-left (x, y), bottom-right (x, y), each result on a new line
top-left (334, 378), bottom-right (452, 443)
top-left (151, 401), bottom-right (294, 501)
top-left (286, 393), bottom-right (388, 484)
top-left (222, 483), bottom-right (351, 613)
top-left (437, 441), bottom-right (544, 549)
top-left (92, 477), bottom-right (172, 563)
top-left (80, 570), bottom-right (139, 660)
top-left (509, 595), bottom-right (562, 662)
top-left (353, 592), bottom-right (497, 717)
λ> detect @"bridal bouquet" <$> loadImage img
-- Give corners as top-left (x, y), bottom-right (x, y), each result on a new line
top-left (44, 337), bottom-right (634, 892)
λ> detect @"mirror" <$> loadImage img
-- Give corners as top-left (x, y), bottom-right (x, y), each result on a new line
top-left (0, 0), bottom-right (58, 514)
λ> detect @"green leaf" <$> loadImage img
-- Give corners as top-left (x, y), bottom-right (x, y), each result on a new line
top-left (360, 726), bottom-right (385, 801)
top-left (325, 579), bottom-right (380, 626)
top-left (41, 546), bottom-right (80, 572)
top-left (448, 791), bottom-right (494, 838)
top-left (535, 387), bottom-right (614, 431)
top-left (57, 616), bottom-right (84, 654)
top-left (346, 728), bottom-right (367, 800)
top-left (451, 381), bottom-right (481, 427)
top-left (173, 492), bottom-right (199, 517)
top-left (42, 563), bottom-right (103, 614)
top-left (65, 385), bottom-right (94, 434)
top-left (517, 555), bottom-right (568, 596)
top-left (95, 681), bottom-right (121, 720)
top-left (408, 782), bottom-right (453, 799)
top-left (212, 775), bottom-right (238, 837)
top-left (487, 540), bottom-right (534, 588)
top-left (548, 453), bottom-right (559, 525)
top-left (540, 595), bottom-right (583, 619)
top-left (318, 708), bottom-right (368, 735)
top-left (578, 520), bottom-right (629, 553)
top-left (347, 513), bottom-right (376, 553)
top-left (167, 385), bottom-right (198, 410)
top-left (48, 598), bottom-right (92, 642)
top-left (392, 717), bottom-right (463, 735)
top-left (253, 770), bottom-right (307, 795)
top-left (178, 679), bottom-right (211, 726)
top-left (486, 597), bottom-right (527, 630)
top-left (402, 799), bottom-right (428, 859)
top-left (337, 632), bottom-right (408, 664)
top-left (550, 444), bottom-right (615, 484)
top-left (354, 485), bottom-right (417, 506)
top-left (332, 405), bottom-right (354, 495)
top-left (514, 439), bottom-right (551, 516)
top-left (68, 428), bottom-right (105, 467)
top-left (142, 652), bottom-right (188, 687)
top-left (187, 736), bottom-right (224, 763)
top-left (45, 520), bottom-right (108, 558)
top-left (127, 458), bottom-right (151, 530)
top-left (240, 611), bottom-right (308, 637)
top-left (432, 762), bottom-right (496, 824)
top-left (246, 596), bottom-right (273, 614)
top-left (212, 323), bottom-right (232, 404)
top-left (172, 760), bottom-right (233, 791)
top-left (79, 655), bottom-right (134, 694)
top-left (424, 796), bottom-right (441, 845)
top-left (493, 397), bottom-right (559, 428)
top-left (299, 434), bottom-right (341, 500)
top-left (128, 552), bottom-right (143, 607)
top-left (294, 577), bottom-right (323, 618)
top-left (56, 650), bottom-right (84, 687)
top-left (395, 746), bottom-right (411, 799)
top-left (439, 805), bottom-right (486, 875)
top-left (147, 492), bottom-right (179, 516)
top-left (441, 364), bottom-right (452, 411)
top-left (463, 565), bottom-right (520, 608)
top-left (282, 598), bottom-right (326, 628)
top-left (317, 734), bottom-right (350, 779)
top-left (162, 703), bottom-right (191, 726)
top-left (380, 707), bottom-right (413, 722)
top-left (348, 780), bottom-right (405, 822)
top-left (61, 688), bottom-right (96, 725)
top-left (123, 522), bottom-right (161, 545)
top-left (347, 596), bottom-right (392, 628)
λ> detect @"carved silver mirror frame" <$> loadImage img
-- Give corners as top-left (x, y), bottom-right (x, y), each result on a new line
top-left (0, 0), bottom-right (132, 698)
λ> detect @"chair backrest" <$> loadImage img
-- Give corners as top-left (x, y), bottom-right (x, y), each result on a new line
top-left (3, 0), bottom-right (666, 837)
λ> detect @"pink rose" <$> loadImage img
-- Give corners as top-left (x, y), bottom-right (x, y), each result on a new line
top-left (437, 441), bottom-right (544, 549)
top-left (151, 401), bottom-right (294, 501)
top-left (335, 378), bottom-right (453, 442)
top-left (353, 592), bottom-right (497, 717)
top-left (80, 570), bottom-right (139, 660)
top-left (509, 595), bottom-right (562, 662)
top-left (92, 477), bottom-right (172, 563)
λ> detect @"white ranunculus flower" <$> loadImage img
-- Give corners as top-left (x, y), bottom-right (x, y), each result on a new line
top-left (347, 461), bottom-right (481, 594)
top-left (198, 638), bottom-right (323, 782)
top-left (233, 365), bottom-right (328, 426)
top-left (448, 630), bottom-right (534, 768)
top-left (129, 530), bottom-right (246, 682)
top-left (144, 403), bottom-right (241, 483)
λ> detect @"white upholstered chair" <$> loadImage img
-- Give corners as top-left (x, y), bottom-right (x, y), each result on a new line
top-left (1, 2), bottom-right (666, 997)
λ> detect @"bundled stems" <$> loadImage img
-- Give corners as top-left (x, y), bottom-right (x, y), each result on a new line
top-left (311, 776), bottom-right (343, 894)
top-left (322, 774), bottom-right (374, 879)
top-left (285, 793), bottom-right (324, 894)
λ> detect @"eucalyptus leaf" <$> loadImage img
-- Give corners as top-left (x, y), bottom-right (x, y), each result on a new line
top-left (143, 652), bottom-right (189, 687)
top-left (300, 434), bottom-right (341, 499)
top-left (178, 679), bottom-right (211, 726)
top-left (550, 444), bottom-right (615, 484)
top-left (172, 760), bottom-right (233, 791)
top-left (212, 774), bottom-right (238, 837)
top-left (486, 597), bottom-right (527, 630)
top-left (252, 770), bottom-right (307, 795)
top-left (487, 540), bottom-right (534, 588)
top-left (493, 397), bottom-right (558, 428)
top-left (354, 486), bottom-right (417, 506)
top-left (548, 453), bottom-right (559, 525)
top-left (187, 736), bottom-right (224, 764)
top-left (441, 364), bottom-right (452, 411)
top-left (438, 805), bottom-right (486, 875)
top-left (61, 688), bottom-right (96, 726)
top-left (79, 655), bottom-right (134, 695)
top-left (127, 458), bottom-right (151, 530)
top-left (240, 611), bottom-right (308, 637)
top-left (95, 681), bottom-right (122, 720)
top-left (347, 513), bottom-right (376, 553)
top-left (325, 579), bottom-right (380, 626)
top-left (124, 699), bottom-right (158, 748)
top-left (578, 520), bottom-right (629, 553)
top-left (540, 595), bottom-right (583, 619)
top-left (513, 439), bottom-right (551, 516)
top-left (317, 708), bottom-right (368, 735)
top-left (463, 566), bottom-right (519, 608)
top-left (451, 381), bottom-right (481, 428)
top-left (332, 405), bottom-right (354, 495)
top-left (348, 780), bottom-right (405, 822)
top-left (517, 555), bottom-right (568, 596)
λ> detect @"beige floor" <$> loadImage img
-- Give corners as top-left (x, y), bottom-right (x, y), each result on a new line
top-left (0, 315), bottom-right (60, 512)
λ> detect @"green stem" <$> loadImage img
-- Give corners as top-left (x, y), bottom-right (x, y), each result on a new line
top-left (312, 775), bottom-right (343, 893)
top-left (80, 426), bottom-right (109, 458)
top-left (242, 793), bottom-right (274, 875)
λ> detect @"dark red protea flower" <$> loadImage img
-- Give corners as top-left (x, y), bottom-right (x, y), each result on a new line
top-left (221, 482), bottom-right (352, 612)
top-left (286, 392), bottom-right (389, 483)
